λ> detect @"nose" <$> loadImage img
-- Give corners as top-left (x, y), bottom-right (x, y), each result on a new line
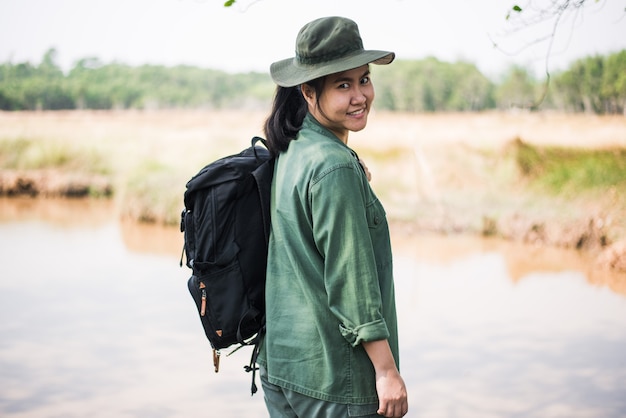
top-left (351, 87), bottom-right (367, 105)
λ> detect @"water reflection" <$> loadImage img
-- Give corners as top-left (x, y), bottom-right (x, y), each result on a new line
top-left (0, 198), bottom-right (625, 418)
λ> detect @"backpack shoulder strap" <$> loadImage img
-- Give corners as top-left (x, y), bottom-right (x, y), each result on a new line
top-left (252, 157), bottom-right (275, 243)
top-left (250, 136), bottom-right (274, 243)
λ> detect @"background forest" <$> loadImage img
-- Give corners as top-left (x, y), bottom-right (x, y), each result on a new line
top-left (1, 48), bottom-right (624, 114)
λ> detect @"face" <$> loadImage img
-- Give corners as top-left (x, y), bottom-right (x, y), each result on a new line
top-left (302, 65), bottom-right (375, 144)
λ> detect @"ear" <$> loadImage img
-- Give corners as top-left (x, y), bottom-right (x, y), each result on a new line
top-left (300, 84), bottom-right (316, 108)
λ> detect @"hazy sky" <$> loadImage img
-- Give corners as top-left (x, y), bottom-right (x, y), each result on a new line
top-left (1, 0), bottom-right (624, 78)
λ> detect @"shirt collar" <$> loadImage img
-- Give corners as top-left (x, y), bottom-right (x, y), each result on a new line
top-left (302, 112), bottom-right (363, 163)
top-left (302, 113), bottom-right (347, 147)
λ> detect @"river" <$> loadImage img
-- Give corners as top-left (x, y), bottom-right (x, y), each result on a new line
top-left (0, 198), bottom-right (625, 418)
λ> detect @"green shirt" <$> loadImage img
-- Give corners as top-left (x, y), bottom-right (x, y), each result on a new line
top-left (258, 113), bottom-right (399, 405)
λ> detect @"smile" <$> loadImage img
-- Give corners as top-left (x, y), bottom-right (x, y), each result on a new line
top-left (348, 108), bottom-right (366, 116)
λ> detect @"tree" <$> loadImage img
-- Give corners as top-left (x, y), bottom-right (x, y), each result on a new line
top-left (448, 62), bottom-right (495, 111)
top-left (553, 51), bottom-right (626, 114)
top-left (495, 66), bottom-right (538, 110)
top-left (39, 48), bottom-right (63, 79)
top-left (492, 0), bottom-right (622, 109)
top-left (371, 58), bottom-right (496, 112)
top-left (601, 50), bottom-right (626, 115)
top-left (498, 1), bottom-right (614, 65)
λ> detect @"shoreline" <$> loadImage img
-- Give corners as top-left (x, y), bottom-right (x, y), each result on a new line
top-left (0, 186), bottom-right (624, 274)
top-left (1, 110), bottom-right (625, 273)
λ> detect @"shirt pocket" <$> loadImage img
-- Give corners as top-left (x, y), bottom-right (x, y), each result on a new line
top-left (365, 197), bottom-right (386, 229)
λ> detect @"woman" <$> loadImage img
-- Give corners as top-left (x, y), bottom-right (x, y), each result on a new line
top-left (257, 16), bottom-right (408, 418)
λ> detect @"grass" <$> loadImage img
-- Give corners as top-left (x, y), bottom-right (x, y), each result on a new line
top-left (0, 136), bottom-right (111, 175)
top-left (511, 138), bottom-right (626, 194)
top-left (119, 160), bottom-right (184, 225)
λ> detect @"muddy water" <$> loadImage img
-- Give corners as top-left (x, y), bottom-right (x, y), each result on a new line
top-left (0, 198), bottom-right (625, 418)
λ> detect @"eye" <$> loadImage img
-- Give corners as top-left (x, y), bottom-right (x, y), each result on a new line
top-left (338, 82), bottom-right (350, 89)
top-left (360, 76), bottom-right (370, 85)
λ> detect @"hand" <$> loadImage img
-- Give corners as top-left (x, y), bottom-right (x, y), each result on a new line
top-left (358, 158), bottom-right (372, 182)
top-left (375, 368), bottom-right (408, 417)
top-left (362, 340), bottom-right (408, 417)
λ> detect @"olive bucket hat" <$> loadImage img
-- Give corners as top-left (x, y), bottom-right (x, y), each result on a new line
top-left (270, 16), bottom-right (395, 87)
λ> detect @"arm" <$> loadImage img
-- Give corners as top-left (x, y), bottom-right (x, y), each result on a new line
top-left (311, 161), bottom-right (405, 413)
top-left (362, 339), bottom-right (408, 418)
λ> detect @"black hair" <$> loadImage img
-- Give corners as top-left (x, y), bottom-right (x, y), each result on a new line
top-left (264, 78), bottom-right (325, 156)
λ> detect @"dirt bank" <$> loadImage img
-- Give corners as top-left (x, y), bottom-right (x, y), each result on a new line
top-left (0, 169), bottom-right (112, 198)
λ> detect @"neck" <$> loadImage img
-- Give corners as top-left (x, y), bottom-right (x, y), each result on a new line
top-left (308, 109), bottom-right (349, 144)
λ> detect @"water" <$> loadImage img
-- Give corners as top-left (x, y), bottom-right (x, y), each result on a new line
top-left (0, 198), bottom-right (625, 418)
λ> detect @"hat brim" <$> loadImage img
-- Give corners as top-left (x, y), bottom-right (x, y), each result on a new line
top-left (270, 50), bottom-right (395, 88)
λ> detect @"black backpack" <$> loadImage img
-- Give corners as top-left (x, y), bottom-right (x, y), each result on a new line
top-left (180, 137), bottom-right (274, 394)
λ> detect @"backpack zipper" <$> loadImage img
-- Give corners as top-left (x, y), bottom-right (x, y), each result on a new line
top-left (199, 280), bottom-right (220, 372)
top-left (213, 349), bottom-right (221, 373)
top-left (199, 282), bottom-right (207, 316)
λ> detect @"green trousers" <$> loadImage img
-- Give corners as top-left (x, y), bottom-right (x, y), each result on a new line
top-left (260, 366), bottom-right (381, 418)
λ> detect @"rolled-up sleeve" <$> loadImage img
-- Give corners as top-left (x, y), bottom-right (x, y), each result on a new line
top-left (339, 319), bottom-right (390, 347)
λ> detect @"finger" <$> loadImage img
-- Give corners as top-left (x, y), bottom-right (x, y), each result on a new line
top-left (390, 403), bottom-right (402, 418)
top-left (377, 404), bottom-right (397, 418)
top-left (377, 403), bottom-right (386, 417)
top-left (358, 159), bottom-right (372, 181)
top-left (383, 401), bottom-right (405, 418)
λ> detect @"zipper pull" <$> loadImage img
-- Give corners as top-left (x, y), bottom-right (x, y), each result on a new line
top-left (200, 282), bottom-right (207, 316)
top-left (213, 349), bottom-right (221, 373)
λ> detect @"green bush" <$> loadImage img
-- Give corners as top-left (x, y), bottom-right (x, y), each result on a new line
top-left (511, 139), bottom-right (626, 193)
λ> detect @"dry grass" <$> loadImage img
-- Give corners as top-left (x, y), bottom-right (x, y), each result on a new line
top-left (1, 109), bottom-right (625, 256)
top-left (358, 110), bottom-right (626, 148)
top-left (2, 109), bottom-right (624, 155)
